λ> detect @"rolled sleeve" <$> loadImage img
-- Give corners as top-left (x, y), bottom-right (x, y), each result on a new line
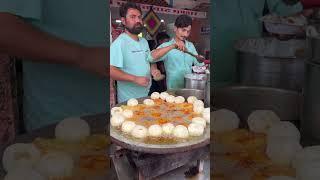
top-left (0, 0), bottom-right (42, 20)
top-left (146, 50), bottom-right (154, 63)
top-left (110, 40), bottom-right (123, 68)
top-left (267, 0), bottom-right (303, 16)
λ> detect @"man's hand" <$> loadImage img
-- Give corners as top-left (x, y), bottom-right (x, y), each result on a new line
top-left (133, 76), bottom-right (150, 87)
top-left (151, 68), bottom-right (165, 81)
top-left (151, 67), bottom-right (161, 78)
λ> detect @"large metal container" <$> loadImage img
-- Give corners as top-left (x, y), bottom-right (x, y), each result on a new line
top-left (204, 71), bottom-right (210, 107)
top-left (301, 60), bottom-right (320, 146)
top-left (184, 73), bottom-right (207, 90)
top-left (213, 86), bottom-right (301, 128)
top-left (236, 38), bottom-right (306, 91)
top-left (306, 36), bottom-right (320, 61)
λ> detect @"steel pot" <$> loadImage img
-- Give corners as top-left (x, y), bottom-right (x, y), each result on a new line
top-left (204, 71), bottom-right (210, 107)
top-left (235, 38), bottom-right (306, 91)
top-left (184, 73), bottom-right (207, 90)
top-left (301, 59), bottom-right (320, 146)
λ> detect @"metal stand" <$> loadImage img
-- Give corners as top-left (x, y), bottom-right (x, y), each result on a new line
top-left (109, 144), bottom-right (209, 180)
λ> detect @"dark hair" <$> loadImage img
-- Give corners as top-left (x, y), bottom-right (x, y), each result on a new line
top-left (119, 2), bottom-right (142, 18)
top-left (174, 15), bottom-right (192, 28)
top-left (156, 32), bottom-right (170, 44)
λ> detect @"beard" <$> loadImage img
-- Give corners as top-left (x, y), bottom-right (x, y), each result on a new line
top-left (178, 36), bottom-right (187, 41)
top-left (125, 23), bottom-right (144, 35)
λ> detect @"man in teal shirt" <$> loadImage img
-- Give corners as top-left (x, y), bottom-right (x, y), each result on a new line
top-left (212, 0), bottom-right (303, 85)
top-left (0, 1), bottom-right (107, 131)
top-left (110, 2), bottom-right (185, 103)
top-left (153, 15), bottom-right (204, 90)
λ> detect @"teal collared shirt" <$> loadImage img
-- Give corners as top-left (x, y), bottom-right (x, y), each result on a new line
top-left (0, 0), bottom-right (108, 131)
top-left (110, 33), bottom-right (153, 103)
top-left (156, 39), bottom-right (203, 89)
top-left (212, 0), bottom-right (302, 85)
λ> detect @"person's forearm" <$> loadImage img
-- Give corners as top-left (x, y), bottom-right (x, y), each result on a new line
top-left (110, 66), bottom-right (135, 82)
top-left (0, 12), bottom-right (85, 66)
top-left (151, 44), bottom-right (175, 61)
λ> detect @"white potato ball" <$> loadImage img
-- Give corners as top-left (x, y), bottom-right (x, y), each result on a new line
top-left (162, 123), bottom-right (175, 135)
top-left (212, 109), bottom-right (240, 133)
top-left (110, 114), bottom-right (125, 127)
top-left (127, 98), bottom-right (139, 106)
top-left (188, 123), bottom-right (205, 136)
top-left (111, 107), bottom-right (123, 116)
top-left (267, 121), bottom-right (300, 143)
top-left (55, 118), bottom-right (90, 142)
top-left (143, 99), bottom-right (155, 106)
top-left (192, 117), bottom-right (207, 128)
top-left (2, 143), bottom-right (41, 172)
top-left (148, 124), bottom-right (163, 137)
top-left (247, 110), bottom-right (280, 133)
top-left (267, 176), bottom-right (296, 180)
top-left (203, 108), bottom-right (210, 114)
top-left (131, 125), bottom-right (148, 139)
top-left (122, 109), bottom-right (133, 118)
top-left (160, 92), bottom-right (169, 100)
top-left (121, 121), bottom-right (136, 134)
top-left (35, 152), bottom-right (74, 179)
top-left (150, 92), bottom-right (160, 99)
top-left (174, 96), bottom-right (185, 104)
top-left (193, 100), bottom-right (204, 107)
top-left (266, 138), bottom-right (302, 166)
top-left (165, 95), bottom-right (175, 103)
top-left (193, 105), bottom-right (205, 114)
top-left (202, 108), bottom-right (210, 123)
top-left (292, 145), bottom-right (320, 170)
top-left (173, 125), bottom-right (189, 138)
top-left (187, 96), bottom-right (198, 104)
top-left (4, 167), bottom-right (45, 180)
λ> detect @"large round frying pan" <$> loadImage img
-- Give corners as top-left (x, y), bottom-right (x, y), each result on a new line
top-left (110, 97), bottom-right (210, 154)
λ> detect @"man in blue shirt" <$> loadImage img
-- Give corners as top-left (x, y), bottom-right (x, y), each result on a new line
top-left (153, 15), bottom-right (204, 89)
